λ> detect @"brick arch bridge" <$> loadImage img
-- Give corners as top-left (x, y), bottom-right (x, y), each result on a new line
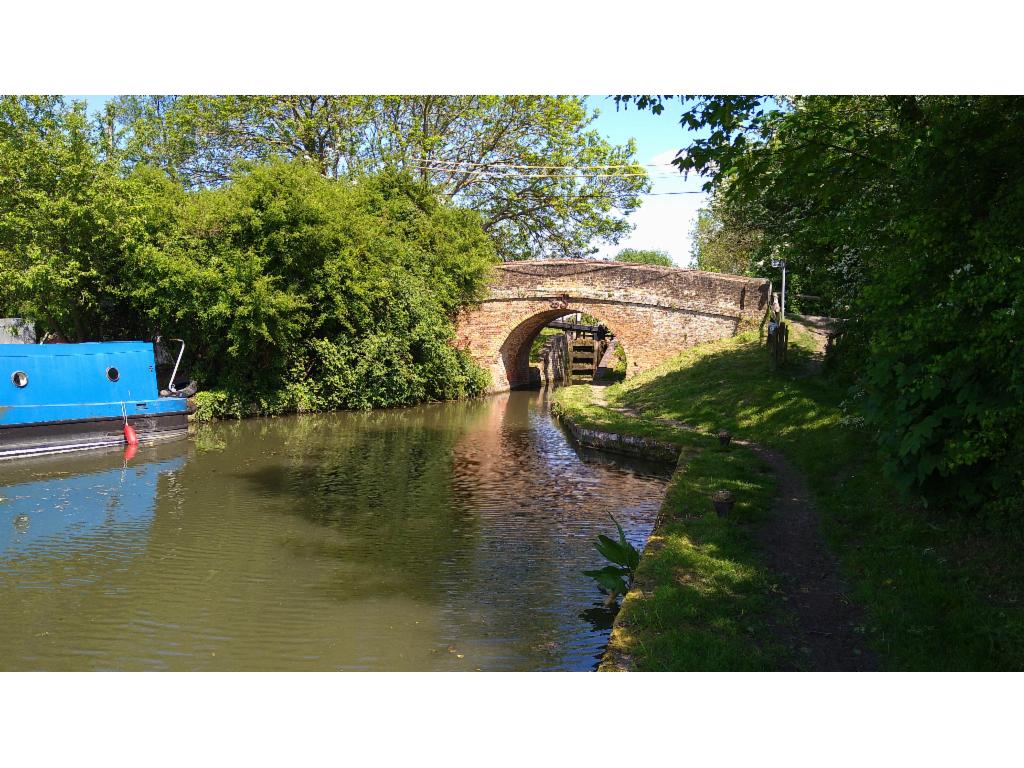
top-left (454, 260), bottom-right (771, 392)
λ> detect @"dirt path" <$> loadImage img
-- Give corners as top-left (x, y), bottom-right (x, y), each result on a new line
top-left (788, 314), bottom-right (837, 375)
top-left (589, 384), bottom-right (877, 671)
top-left (740, 441), bottom-right (877, 671)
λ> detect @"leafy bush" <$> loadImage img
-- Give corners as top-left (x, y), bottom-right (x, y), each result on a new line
top-left (1, 97), bottom-right (498, 419)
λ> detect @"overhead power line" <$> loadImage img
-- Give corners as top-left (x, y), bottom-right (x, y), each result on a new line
top-left (402, 164), bottom-right (708, 195)
top-left (406, 166), bottom-right (652, 179)
top-left (404, 164), bottom-right (693, 181)
top-left (399, 158), bottom-right (707, 194)
top-left (407, 156), bottom-right (684, 171)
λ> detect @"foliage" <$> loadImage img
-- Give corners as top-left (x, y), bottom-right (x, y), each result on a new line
top-left (612, 342), bottom-right (627, 376)
top-left (583, 514), bottom-right (641, 600)
top-left (108, 95), bottom-right (650, 261)
top-left (0, 96), bottom-right (170, 342)
top-left (689, 192), bottom-right (764, 275)
top-left (1, 96), bottom-right (497, 417)
top-left (613, 247), bottom-right (673, 267)
top-left (142, 162), bottom-right (496, 416)
top-left (619, 94), bottom-right (1024, 522)
top-left (529, 327), bottom-right (562, 362)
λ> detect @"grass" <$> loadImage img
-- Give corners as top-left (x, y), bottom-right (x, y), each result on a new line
top-left (551, 384), bottom-right (698, 447)
top-left (610, 444), bottom-right (788, 670)
top-left (555, 326), bottom-right (1024, 670)
top-left (554, 382), bottom-right (787, 670)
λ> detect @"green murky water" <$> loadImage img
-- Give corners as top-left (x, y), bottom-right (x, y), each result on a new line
top-left (0, 390), bottom-right (668, 671)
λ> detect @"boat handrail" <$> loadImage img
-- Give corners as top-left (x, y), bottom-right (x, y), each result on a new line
top-left (167, 339), bottom-right (185, 393)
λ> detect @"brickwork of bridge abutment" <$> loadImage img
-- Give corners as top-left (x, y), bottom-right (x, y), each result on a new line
top-left (454, 260), bottom-right (772, 393)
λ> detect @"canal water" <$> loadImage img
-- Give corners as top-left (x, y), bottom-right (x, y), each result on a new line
top-left (0, 390), bottom-right (670, 671)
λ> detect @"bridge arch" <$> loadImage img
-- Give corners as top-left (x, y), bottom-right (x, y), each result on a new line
top-left (496, 303), bottom-right (647, 390)
top-left (455, 260), bottom-right (770, 392)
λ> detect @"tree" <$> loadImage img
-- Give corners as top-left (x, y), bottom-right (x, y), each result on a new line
top-left (0, 95), bottom-right (171, 342)
top-left (108, 95), bottom-right (650, 261)
top-left (1, 98), bottom-right (498, 415)
top-left (618, 94), bottom-right (1024, 523)
top-left (689, 194), bottom-right (763, 275)
top-left (136, 162), bottom-right (497, 414)
top-left (613, 248), bottom-right (674, 267)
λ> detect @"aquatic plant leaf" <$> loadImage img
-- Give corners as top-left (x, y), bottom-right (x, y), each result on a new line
top-left (608, 514), bottom-right (641, 570)
top-left (624, 545), bottom-right (640, 572)
top-left (595, 535), bottom-right (631, 566)
top-left (611, 513), bottom-right (628, 548)
top-left (583, 566), bottom-right (629, 595)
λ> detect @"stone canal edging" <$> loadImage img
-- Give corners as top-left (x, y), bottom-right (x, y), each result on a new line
top-left (551, 407), bottom-right (683, 465)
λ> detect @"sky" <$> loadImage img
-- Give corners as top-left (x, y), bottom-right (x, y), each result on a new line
top-left (584, 96), bottom-right (708, 266)
top-left (77, 95), bottom-right (707, 266)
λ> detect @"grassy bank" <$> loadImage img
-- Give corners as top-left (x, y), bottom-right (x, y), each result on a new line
top-left (554, 386), bottom-right (788, 670)
top-left (554, 327), bottom-right (1024, 670)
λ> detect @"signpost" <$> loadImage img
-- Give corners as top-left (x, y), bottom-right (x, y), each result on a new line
top-left (769, 258), bottom-right (788, 366)
top-left (771, 258), bottom-right (787, 321)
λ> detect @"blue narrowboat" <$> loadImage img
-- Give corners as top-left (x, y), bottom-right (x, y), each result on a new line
top-left (0, 341), bottom-right (192, 460)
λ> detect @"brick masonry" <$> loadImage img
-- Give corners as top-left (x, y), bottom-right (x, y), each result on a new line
top-left (455, 260), bottom-right (771, 392)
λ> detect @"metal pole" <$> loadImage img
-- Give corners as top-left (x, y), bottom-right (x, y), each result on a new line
top-left (781, 260), bottom-right (787, 321)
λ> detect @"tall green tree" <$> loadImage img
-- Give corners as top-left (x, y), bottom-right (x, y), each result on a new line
top-left (108, 95), bottom-right (650, 261)
top-left (133, 162), bottom-right (497, 413)
top-left (0, 95), bottom-right (174, 341)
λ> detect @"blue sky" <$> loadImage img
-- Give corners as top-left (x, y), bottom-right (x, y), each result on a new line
top-left (77, 95), bottom-right (708, 266)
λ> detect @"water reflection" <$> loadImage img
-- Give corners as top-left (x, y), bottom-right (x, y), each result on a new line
top-left (0, 391), bottom-right (668, 671)
top-left (1, 451), bottom-right (186, 564)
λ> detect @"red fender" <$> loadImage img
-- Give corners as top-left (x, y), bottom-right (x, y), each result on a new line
top-left (123, 423), bottom-right (139, 446)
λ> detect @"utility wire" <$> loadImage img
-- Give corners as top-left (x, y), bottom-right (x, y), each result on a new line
top-left (408, 156), bottom-right (682, 171)
top-left (404, 164), bottom-right (690, 180)
top-left (401, 159), bottom-right (707, 194)
top-left (407, 168), bottom-right (650, 179)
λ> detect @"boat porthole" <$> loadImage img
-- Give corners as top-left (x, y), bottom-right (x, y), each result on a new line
top-left (11, 371), bottom-right (28, 388)
top-left (106, 367), bottom-right (120, 382)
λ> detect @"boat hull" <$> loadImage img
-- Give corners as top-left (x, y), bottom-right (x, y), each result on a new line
top-left (0, 410), bottom-right (189, 460)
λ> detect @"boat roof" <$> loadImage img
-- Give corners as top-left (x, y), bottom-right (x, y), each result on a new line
top-left (0, 342), bottom-right (152, 356)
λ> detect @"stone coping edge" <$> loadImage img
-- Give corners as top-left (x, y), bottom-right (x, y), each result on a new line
top-left (551, 409), bottom-right (683, 465)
